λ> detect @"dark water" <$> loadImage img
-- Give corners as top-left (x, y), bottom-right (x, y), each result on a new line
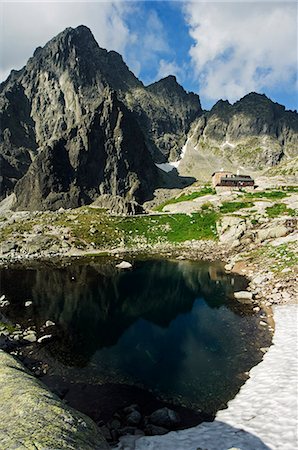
top-left (0, 258), bottom-right (271, 414)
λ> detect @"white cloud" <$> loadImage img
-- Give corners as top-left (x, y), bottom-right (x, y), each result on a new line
top-left (0, 1), bottom-right (134, 81)
top-left (184, 1), bottom-right (297, 102)
top-left (157, 59), bottom-right (182, 81)
top-left (124, 8), bottom-right (170, 80)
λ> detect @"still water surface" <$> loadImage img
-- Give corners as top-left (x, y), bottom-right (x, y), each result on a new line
top-left (0, 259), bottom-right (270, 413)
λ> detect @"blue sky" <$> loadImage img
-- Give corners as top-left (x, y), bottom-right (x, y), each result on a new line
top-left (1, 1), bottom-right (297, 111)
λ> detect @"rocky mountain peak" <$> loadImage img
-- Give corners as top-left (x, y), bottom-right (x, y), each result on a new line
top-left (147, 75), bottom-right (200, 105)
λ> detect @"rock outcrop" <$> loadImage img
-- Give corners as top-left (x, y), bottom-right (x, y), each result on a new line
top-left (0, 350), bottom-right (109, 449)
top-left (178, 93), bottom-right (298, 179)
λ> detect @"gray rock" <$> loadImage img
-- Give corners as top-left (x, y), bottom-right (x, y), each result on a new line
top-left (126, 410), bottom-right (142, 426)
top-left (0, 350), bottom-right (109, 448)
top-left (144, 424), bottom-right (169, 436)
top-left (257, 225), bottom-right (289, 242)
top-left (148, 407), bottom-right (180, 428)
top-left (1, 242), bottom-right (17, 254)
top-left (234, 291), bottom-right (253, 300)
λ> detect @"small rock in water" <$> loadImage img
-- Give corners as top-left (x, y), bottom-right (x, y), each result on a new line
top-left (25, 301), bottom-right (33, 307)
top-left (45, 320), bottom-right (55, 327)
top-left (116, 261), bottom-right (132, 269)
top-left (37, 334), bottom-right (52, 344)
top-left (234, 291), bottom-right (253, 300)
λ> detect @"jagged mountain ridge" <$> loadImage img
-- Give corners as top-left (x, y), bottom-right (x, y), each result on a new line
top-left (0, 25), bottom-right (202, 208)
top-left (0, 25), bottom-right (297, 210)
top-left (178, 93), bottom-right (298, 179)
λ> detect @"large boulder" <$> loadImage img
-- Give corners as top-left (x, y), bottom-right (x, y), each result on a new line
top-left (0, 351), bottom-right (109, 449)
top-left (217, 216), bottom-right (248, 244)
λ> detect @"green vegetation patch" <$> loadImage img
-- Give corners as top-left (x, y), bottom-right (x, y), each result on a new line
top-left (0, 322), bottom-right (16, 334)
top-left (265, 203), bottom-right (296, 218)
top-left (267, 244), bottom-right (298, 271)
top-left (55, 207), bottom-right (218, 248)
top-left (219, 201), bottom-right (254, 214)
top-left (245, 190), bottom-right (288, 200)
top-left (55, 207), bottom-right (122, 249)
top-left (281, 186), bottom-right (298, 193)
top-left (118, 211), bottom-right (218, 245)
top-left (154, 187), bottom-right (216, 212)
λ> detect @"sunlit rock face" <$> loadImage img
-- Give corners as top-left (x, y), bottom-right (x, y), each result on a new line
top-left (178, 93), bottom-right (298, 179)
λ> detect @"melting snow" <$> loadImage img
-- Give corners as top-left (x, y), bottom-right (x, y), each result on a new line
top-left (156, 140), bottom-right (189, 173)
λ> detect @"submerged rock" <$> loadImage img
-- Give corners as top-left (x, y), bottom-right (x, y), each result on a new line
top-left (148, 407), bottom-right (180, 428)
top-left (0, 351), bottom-right (109, 449)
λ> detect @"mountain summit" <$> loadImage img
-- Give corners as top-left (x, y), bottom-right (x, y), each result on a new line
top-left (0, 25), bottom-right (202, 209)
top-left (0, 25), bottom-right (297, 209)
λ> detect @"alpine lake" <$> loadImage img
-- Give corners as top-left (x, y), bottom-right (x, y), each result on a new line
top-left (0, 257), bottom-right (272, 429)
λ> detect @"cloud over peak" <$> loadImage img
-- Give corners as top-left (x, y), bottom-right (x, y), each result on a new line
top-left (184, 1), bottom-right (297, 102)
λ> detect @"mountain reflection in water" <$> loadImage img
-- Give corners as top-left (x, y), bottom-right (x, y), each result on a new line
top-left (0, 259), bottom-right (270, 413)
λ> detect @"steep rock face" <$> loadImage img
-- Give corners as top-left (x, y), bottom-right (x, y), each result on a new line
top-left (0, 80), bottom-right (38, 198)
top-left (123, 75), bottom-right (202, 161)
top-left (15, 90), bottom-right (156, 210)
top-left (0, 26), bottom-right (159, 208)
top-left (179, 93), bottom-right (298, 179)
